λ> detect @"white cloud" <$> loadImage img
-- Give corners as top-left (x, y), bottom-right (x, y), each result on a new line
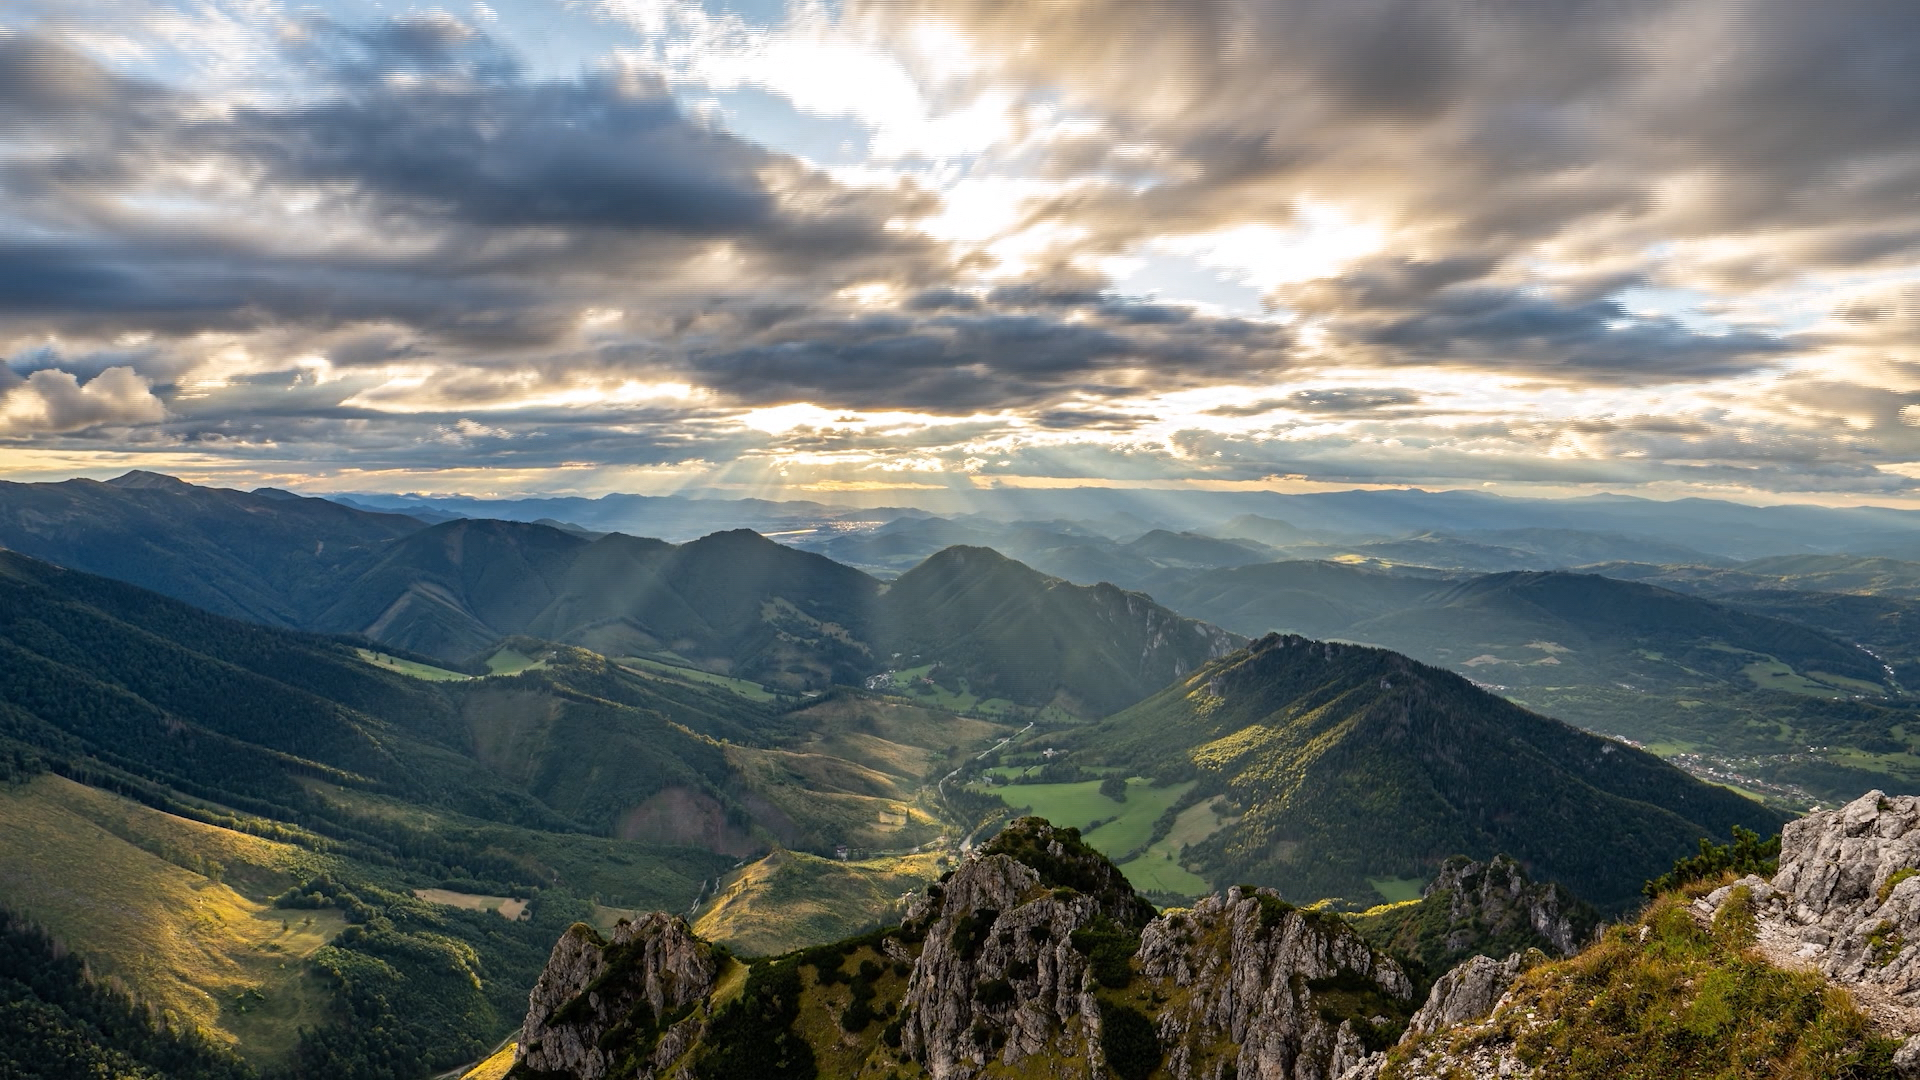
top-left (0, 367), bottom-right (167, 434)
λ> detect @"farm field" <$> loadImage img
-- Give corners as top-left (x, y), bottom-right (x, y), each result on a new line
top-left (1115, 798), bottom-right (1238, 901)
top-left (1115, 851), bottom-right (1211, 898)
top-left (973, 776), bottom-right (1194, 858)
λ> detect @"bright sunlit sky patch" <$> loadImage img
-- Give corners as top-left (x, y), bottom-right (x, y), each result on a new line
top-left (5, 0), bottom-right (1920, 505)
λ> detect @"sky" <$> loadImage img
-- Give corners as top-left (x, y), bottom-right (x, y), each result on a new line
top-left (3, 0), bottom-right (1920, 505)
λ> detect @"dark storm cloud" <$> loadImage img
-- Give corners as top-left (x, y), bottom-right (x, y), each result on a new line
top-left (856, 0), bottom-right (1920, 382)
top-left (669, 295), bottom-right (1295, 411)
top-left (1278, 257), bottom-right (1789, 380)
top-left (0, 21), bottom-right (939, 353)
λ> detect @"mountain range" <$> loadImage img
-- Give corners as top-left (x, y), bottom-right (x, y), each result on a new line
top-left (3, 471), bottom-right (1918, 1079)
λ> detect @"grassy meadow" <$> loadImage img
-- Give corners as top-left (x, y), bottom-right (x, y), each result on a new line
top-left (616, 654), bottom-right (780, 701)
top-left (0, 775), bottom-right (348, 1063)
top-left (693, 849), bottom-right (945, 957)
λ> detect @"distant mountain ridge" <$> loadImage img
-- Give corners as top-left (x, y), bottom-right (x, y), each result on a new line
top-left (0, 471), bottom-right (422, 626)
top-left (0, 474), bottom-right (1236, 716)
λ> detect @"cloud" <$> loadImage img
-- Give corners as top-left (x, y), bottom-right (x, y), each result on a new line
top-left (4, 1), bottom-right (1920, 503)
top-left (849, 0), bottom-right (1920, 381)
top-left (0, 367), bottom-right (166, 434)
top-left (667, 292), bottom-right (1295, 410)
top-left (1207, 387), bottom-right (1424, 416)
top-left (0, 22), bottom-right (943, 354)
top-left (1276, 256), bottom-right (1791, 381)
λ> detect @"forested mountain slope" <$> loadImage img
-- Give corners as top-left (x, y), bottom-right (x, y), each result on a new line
top-left (873, 545), bottom-right (1243, 715)
top-left (0, 551), bottom-right (1013, 1076)
top-left (1085, 634), bottom-right (1786, 909)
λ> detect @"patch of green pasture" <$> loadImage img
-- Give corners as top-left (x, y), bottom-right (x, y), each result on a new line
top-left (1740, 659), bottom-right (1847, 698)
top-left (484, 648), bottom-right (549, 676)
top-left (1367, 876), bottom-right (1427, 904)
top-left (977, 777), bottom-right (1193, 858)
top-left (885, 664), bottom-right (1023, 716)
top-left (1807, 669), bottom-right (1889, 695)
top-left (354, 648), bottom-right (471, 681)
top-left (617, 655), bottom-right (778, 701)
top-left (1117, 852), bottom-right (1211, 898)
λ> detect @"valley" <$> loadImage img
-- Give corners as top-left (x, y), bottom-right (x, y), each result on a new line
top-left (4, 474), bottom-right (1920, 1078)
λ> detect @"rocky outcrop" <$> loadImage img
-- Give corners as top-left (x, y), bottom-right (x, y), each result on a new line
top-left (1403, 951), bottom-right (1532, 1037)
top-left (1346, 790), bottom-right (1920, 1079)
top-left (896, 849), bottom-right (1109, 1077)
top-left (511, 817), bottom-right (1417, 1080)
top-left (895, 819), bottom-right (1414, 1080)
top-left (1334, 950), bottom-right (1533, 1080)
top-left (517, 913), bottom-right (719, 1080)
top-left (1138, 887), bottom-right (1414, 1080)
top-left (1693, 790), bottom-right (1920, 1037)
top-left (1424, 855), bottom-right (1592, 958)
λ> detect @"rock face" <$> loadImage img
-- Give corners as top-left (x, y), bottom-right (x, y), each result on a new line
top-left (1695, 790), bottom-right (1920, 1033)
top-left (517, 912), bottom-right (719, 1080)
top-left (1402, 952), bottom-right (1531, 1038)
top-left (1425, 856), bottom-right (1590, 958)
top-left (1137, 887), bottom-right (1414, 1080)
top-left (896, 850), bottom-right (1111, 1077)
top-left (1343, 789), bottom-right (1920, 1079)
top-left (1334, 950), bottom-right (1533, 1080)
top-left (511, 817), bottom-right (1418, 1080)
top-left (899, 820), bottom-right (1414, 1080)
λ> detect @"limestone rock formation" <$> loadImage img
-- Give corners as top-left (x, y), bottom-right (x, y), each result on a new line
top-left (895, 848), bottom-right (1111, 1076)
top-left (517, 912), bottom-right (719, 1080)
top-left (1345, 790), bottom-right (1920, 1079)
top-left (1403, 951), bottom-right (1533, 1038)
top-left (509, 817), bottom-right (1417, 1080)
top-left (1138, 887), bottom-right (1414, 1080)
top-left (1424, 855), bottom-right (1591, 958)
top-left (1334, 950), bottom-right (1533, 1080)
top-left (1693, 790), bottom-right (1920, 1035)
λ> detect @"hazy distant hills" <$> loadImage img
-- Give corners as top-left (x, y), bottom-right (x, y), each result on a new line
top-left (336, 484), bottom-right (1920, 560)
top-left (1154, 561), bottom-right (1890, 695)
top-left (1588, 554), bottom-right (1920, 600)
top-left (331, 488), bottom-right (931, 542)
top-left (0, 474), bottom-right (1235, 716)
top-left (0, 471), bottom-right (421, 626)
top-left (1086, 634), bottom-right (1786, 909)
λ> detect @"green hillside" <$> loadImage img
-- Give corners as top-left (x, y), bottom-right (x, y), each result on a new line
top-left (0, 551), bottom-right (1017, 1077)
top-left (314, 517), bottom-right (589, 660)
top-left (0, 475), bottom-right (1245, 719)
top-left (1082, 634), bottom-right (1787, 910)
top-left (1154, 564), bottom-right (1920, 805)
top-left (872, 545), bottom-right (1242, 716)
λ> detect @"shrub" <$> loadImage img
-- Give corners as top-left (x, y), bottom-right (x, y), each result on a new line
top-left (974, 978), bottom-right (1016, 1008)
top-left (1070, 917), bottom-right (1140, 989)
top-left (1643, 826), bottom-right (1781, 898)
top-left (1097, 999), bottom-right (1162, 1080)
